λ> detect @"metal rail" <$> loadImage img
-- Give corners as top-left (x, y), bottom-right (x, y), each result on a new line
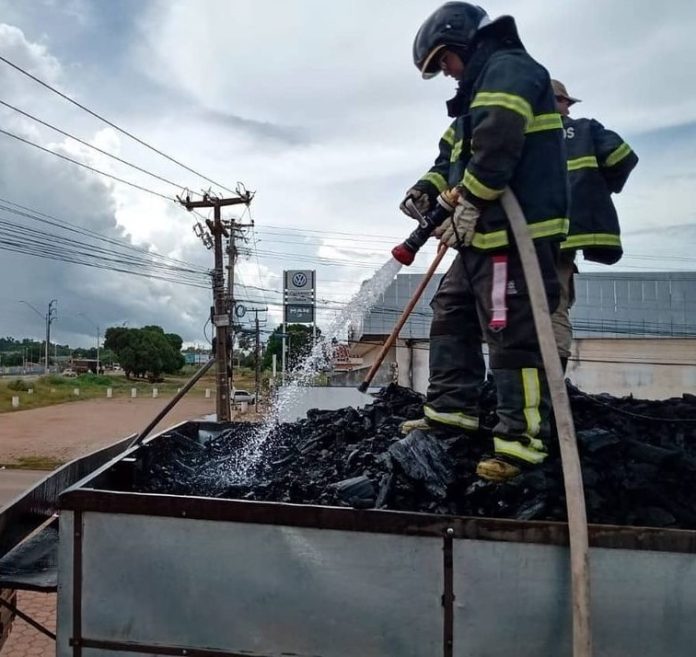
top-left (131, 358), bottom-right (215, 447)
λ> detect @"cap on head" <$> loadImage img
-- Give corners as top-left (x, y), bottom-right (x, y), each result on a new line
top-left (413, 2), bottom-right (491, 79)
top-left (551, 79), bottom-right (581, 105)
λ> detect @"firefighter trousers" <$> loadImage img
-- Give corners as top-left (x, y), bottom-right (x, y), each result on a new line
top-left (425, 242), bottom-right (560, 461)
top-left (550, 250), bottom-right (577, 360)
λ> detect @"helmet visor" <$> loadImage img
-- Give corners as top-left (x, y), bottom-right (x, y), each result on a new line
top-left (420, 44), bottom-right (446, 79)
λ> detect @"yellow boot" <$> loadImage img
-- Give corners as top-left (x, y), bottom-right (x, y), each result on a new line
top-left (399, 417), bottom-right (431, 435)
top-left (476, 457), bottom-right (521, 482)
top-left (477, 436), bottom-right (547, 482)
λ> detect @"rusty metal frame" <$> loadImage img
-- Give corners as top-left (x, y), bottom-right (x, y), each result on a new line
top-left (72, 638), bottom-right (300, 656)
top-left (60, 488), bottom-right (696, 554)
top-left (442, 528), bottom-right (454, 657)
top-left (72, 510), bottom-right (83, 657)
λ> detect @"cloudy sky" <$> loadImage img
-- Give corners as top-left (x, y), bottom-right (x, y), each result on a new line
top-left (0, 0), bottom-right (694, 349)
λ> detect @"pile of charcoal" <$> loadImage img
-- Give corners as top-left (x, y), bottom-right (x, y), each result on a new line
top-left (134, 383), bottom-right (696, 529)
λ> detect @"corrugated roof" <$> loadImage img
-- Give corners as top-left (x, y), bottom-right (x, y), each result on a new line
top-left (356, 271), bottom-right (696, 340)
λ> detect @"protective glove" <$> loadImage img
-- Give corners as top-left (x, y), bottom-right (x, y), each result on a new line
top-left (435, 197), bottom-right (481, 248)
top-left (399, 188), bottom-right (431, 219)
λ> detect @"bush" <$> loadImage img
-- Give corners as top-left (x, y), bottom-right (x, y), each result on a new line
top-left (7, 379), bottom-right (29, 391)
top-left (44, 374), bottom-right (69, 386)
top-left (76, 373), bottom-right (113, 386)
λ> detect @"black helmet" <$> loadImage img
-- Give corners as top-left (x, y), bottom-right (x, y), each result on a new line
top-left (413, 2), bottom-right (490, 79)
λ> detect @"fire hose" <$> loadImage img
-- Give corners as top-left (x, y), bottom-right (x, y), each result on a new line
top-left (359, 188), bottom-right (591, 657)
top-left (502, 188), bottom-right (591, 657)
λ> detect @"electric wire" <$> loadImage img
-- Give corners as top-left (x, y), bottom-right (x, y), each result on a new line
top-left (0, 99), bottom-right (190, 193)
top-left (0, 203), bottom-right (213, 288)
top-left (0, 214), bottom-right (209, 282)
top-left (0, 126), bottom-right (173, 201)
top-left (0, 201), bottom-right (209, 274)
top-left (0, 54), bottom-right (236, 194)
top-left (0, 238), bottom-right (209, 288)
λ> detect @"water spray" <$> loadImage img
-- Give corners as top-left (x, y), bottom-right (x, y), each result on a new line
top-left (358, 190), bottom-right (458, 392)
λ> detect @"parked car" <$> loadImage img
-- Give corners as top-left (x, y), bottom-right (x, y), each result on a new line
top-left (232, 389), bottom-right (256, 404)
top-left (62, 368), bottom-right (78, 378)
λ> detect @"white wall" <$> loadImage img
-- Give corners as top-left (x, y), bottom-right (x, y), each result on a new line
top-left (567, 338), bottom-right (696, 399)
top-left (392, 337), bottom-right (696, 400)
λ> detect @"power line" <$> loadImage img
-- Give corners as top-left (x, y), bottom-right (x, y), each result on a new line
top-left (0, 54), bottom-right (236, 194)
top-left (258, 223), bottom-right (401, 241)
top-left (0, 220), bottom-right (208, 284)
top-left (0, 126), bottom-right (173, 201)
top-left (0, 201), bottom-right (213, 288)
top-left (0, 197), bottom-right (209, 273)
top-left (0, 98), bottom-right (191, 193)
top-left (0, 237), bottom-right (209, 288)
top-left (0, 212), bottom-right (209, 280)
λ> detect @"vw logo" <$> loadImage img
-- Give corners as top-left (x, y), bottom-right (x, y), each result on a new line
top-left (292, 272), bottom-right (308, 287)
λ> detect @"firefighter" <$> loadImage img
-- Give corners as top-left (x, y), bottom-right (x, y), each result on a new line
top-left (550, 79), bottom-right (639, 368)
top-left (400, 2), bottom-right (569, 481)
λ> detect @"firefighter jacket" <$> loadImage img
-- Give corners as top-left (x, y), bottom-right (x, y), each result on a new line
top-left (561, 116), bottom-right (638, 264)
top-left (412, 31), bottom-right (568, 252)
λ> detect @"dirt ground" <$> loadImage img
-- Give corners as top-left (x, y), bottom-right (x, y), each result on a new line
top-left (0, 396), bottom-right (216, 465)
top-left (0, 470), bottom-right (45, 506)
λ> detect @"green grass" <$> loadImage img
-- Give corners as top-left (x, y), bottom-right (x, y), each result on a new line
top-left (0, 455), bottom-right (65, 470)
top-left (0, 370), bottom-right (262, 413)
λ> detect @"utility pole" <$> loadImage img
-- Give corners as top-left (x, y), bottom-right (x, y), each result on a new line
top-left (225, 218), bottom-right (253, 389)
top-left (255, 312), bottom-right (260, 412)
top-left (179, 187), bottom-right (253, 421)
top-left (45, 300), bottom-right (57, 372)
top-left (78, 313), bottom-right (100, 373)
top-left (247, 307), bottom-right (267, 412)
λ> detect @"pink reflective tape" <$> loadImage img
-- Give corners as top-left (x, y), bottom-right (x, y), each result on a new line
top-left (489, 255), bottom-right (508, 330)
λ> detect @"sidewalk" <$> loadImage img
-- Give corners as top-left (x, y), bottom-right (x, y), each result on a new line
top-left (1, 592), bottom-right (56, 657)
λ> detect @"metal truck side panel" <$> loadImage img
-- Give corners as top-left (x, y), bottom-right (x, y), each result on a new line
top-left (453, 539), bottom-right (696, 656)
top-left (59, 511), bottom-right (443, 657)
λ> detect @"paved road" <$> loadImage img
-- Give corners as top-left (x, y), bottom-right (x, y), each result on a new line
top-left (0, 469), bottom-right (46, 507)
top-left (0, 396), bottom-right (215, 465)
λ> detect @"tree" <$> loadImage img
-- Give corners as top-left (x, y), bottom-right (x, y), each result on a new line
top-left (0, 352), bottom-right (22, 367)
top-left (262, 324), bottom-right (321, 371)
top-left (104, 325), bottom-right (184, 380)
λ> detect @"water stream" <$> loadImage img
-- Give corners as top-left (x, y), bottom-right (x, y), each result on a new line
top-left (216, 256), bottom-right (403, 485)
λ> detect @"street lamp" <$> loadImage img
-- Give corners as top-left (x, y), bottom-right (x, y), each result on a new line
top-left (18, 299), bottom-right (57, 372)
top-left (78, 313), bottom-right (100, 373)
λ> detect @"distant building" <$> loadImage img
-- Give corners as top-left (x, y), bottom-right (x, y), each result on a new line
top-left (347, 271), bottom-right (696, 399)
top-left (330, 342), bottom-right (363, 373)
top-left (71, 358), bottom-right (100, 374)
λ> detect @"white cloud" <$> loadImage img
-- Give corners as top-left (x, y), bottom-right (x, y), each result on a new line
top-left (0, 24), bottom-right (213, 347)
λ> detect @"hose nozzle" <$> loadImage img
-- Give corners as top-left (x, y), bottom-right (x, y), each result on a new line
top-left (391, 243), bottom-right (415, 266)
top-left (392, 190), bottom-right (457, 266)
